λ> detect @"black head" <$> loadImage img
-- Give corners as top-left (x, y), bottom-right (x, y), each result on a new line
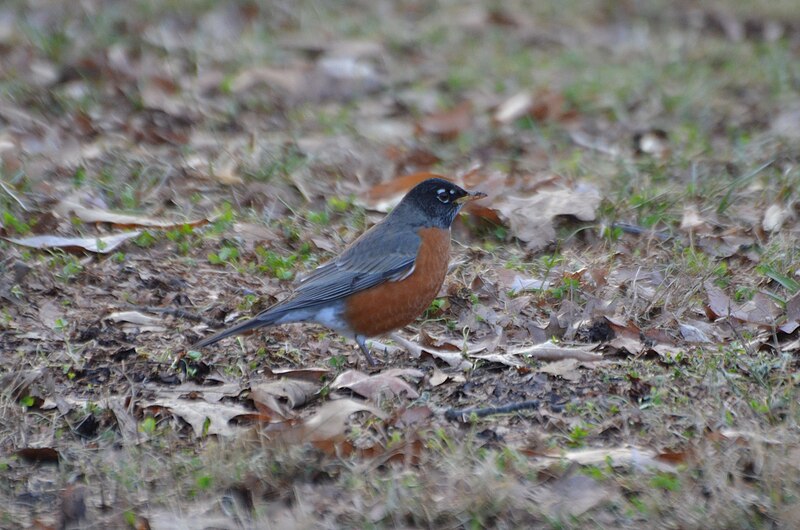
top-left (394, 178), bottom-right (486, 228)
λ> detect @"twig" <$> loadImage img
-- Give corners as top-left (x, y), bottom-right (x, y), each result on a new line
top-left (444, 400), bottom-right (540, 422)
top-left (0, 180), bottom-right (28, 211)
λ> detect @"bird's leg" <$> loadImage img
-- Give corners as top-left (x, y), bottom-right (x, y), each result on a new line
top-left (355, 335), bottom-right (378, 366)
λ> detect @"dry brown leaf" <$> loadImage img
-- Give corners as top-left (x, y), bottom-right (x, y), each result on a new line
top-left (5, 231), bottom-right (141, 254)
top-left (607, 334), bottom-right (643, 355)
top-left (491, 183), bottom-right (601, 250)
top-left (391, 406), bottom-right (434, 429)
top-left (530, 89), bottom-right (576, 123)
top-left (265, 366), bottom-right (331, 383)
top-left (497, 268), bottom-right (550, 294)
top-left (416, 101), bottom-right (473, 140)
top-left (428, 368), bottom-right (449, 387)
top-left (146, 399), bottom-right (255, 437)
top-left (230, 222), bottom-right (279, 251)
top-left (537, 359), bottom-right (583, 381)
top-left (250, 379), bottom-right (320, 421)
top-left (16, 446), bottom-right (60, 463)
top-left (38, 300), bottom-right (64, 329)
top-left (705, 281), bottom-right (780, 325)
top-left (424, 349), bottom-right (471, 369)
top-left (271, 398), bottom-right (385, 444)
top-left (679, 322), bottom-right (713, 343)
top-left (108, 397), bottom-right (147, 443)
top-left (332, 369), bottom-right (423, 400)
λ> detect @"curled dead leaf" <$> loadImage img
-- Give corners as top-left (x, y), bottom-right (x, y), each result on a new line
top-left (55, 198), bottom-right (211, 229)
top-left (5, 231), bottom-right (141, 254)
top-left (250, 379), bottom-right (320, 421)
top-left (507, 341), bottom-right (603, 362)
top-left (268, 398), bottom-right (385, 445)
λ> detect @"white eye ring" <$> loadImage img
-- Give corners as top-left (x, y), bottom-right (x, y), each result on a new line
top-left (436, 189), bottom-right (450, 203)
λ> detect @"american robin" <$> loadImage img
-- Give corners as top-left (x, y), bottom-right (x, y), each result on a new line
top-left (195, 178), bottom-right (486, 365)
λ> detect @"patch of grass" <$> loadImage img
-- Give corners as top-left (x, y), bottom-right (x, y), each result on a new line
top-left (208, 243), bottom-right (239, 266)
top-left (2, 211), bottom-right (31, 235)
top-left (252, 243), bottom-right (312, 280)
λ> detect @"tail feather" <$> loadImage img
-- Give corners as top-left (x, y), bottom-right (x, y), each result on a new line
top-left (194, 310), bottom-right (284, 348)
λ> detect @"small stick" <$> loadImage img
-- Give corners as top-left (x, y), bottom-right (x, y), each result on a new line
top-left (444, 400), bottom-right (540, 422)
top-left (0, 180), bottom-right (28, 211)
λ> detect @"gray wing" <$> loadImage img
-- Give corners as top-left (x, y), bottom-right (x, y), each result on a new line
top-left (279, 227), bottom-right (420, 311)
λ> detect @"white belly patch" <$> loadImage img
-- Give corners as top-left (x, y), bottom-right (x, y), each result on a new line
top-left (313, 305), bottom-right (349, 331)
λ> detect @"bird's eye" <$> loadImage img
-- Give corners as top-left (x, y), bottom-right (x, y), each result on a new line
top-left (436, 188), bottom-right (450, 203)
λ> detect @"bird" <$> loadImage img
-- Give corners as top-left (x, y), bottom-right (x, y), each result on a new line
top-left (194, 178), bottom-right (486, 365)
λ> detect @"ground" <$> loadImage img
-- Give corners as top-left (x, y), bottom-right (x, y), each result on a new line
top-left (2, 0), bottom-right (800, 528)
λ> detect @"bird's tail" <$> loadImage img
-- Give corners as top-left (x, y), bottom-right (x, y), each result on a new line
top-left (193, 310), bottom-right (285, 348)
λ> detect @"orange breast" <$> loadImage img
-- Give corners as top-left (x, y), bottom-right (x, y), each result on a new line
top-left (344, 227), bottom-right (451, 337)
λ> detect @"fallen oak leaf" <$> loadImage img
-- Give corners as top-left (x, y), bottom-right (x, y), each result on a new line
top-left (332, 369), bottom-right (423, 400)
top-left (145, 399), bottom-right (256, 437)
top-left (491, 183), bottom-right (601, 251)
top-left (269, 398), bottom-right (386, 445)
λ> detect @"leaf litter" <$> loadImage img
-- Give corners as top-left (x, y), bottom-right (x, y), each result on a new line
top-left (3, 1), bottom-right (800, 528)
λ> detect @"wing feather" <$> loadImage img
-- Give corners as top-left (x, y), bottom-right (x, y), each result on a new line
top-left (277, 227), bottom-right (420, 312)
